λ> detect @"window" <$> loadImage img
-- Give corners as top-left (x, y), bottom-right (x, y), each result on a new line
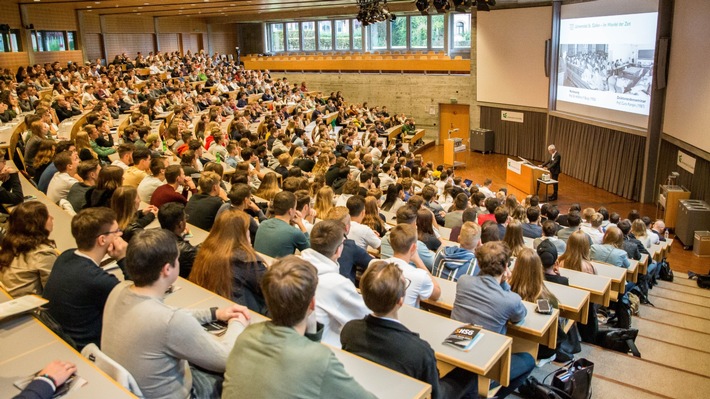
top-left (269, 23), bottom-right (284, 52)
top-left (318, 21), bottom-right (332, 50)
top-left (452, 14), bottom-right (470, 49)
top-left (410, 16), bottom-right (428, 49)
top-left (369, 22), bottom-right (387, 50)
top-left (286, 22), bottom-right (300, 51)
top-left (0, 29), bottom-right (21, 52)
top-left (30, 31), bottom-right (77, 52)
top-left (431, 15), bottom-right (444, 48)
top-left (353, 20), bottom-right (363, 50)
top-left (335, 20), bottom-right (350, 50)
top-left (302, 22), bottom-right (316, 51)
top-left (391, 18), bottom-right (407, 49)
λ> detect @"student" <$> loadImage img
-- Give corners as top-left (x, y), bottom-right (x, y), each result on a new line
top-left (46, 151), bottom-right (79, 204)
top-left (190, 209), bottom-right (269, 314)
top-left (12, 360), bottom-right (77, 399)
top-left (0, 202), bottom-right (57, 297)
top-left (380, 205), bottom-right (436, 270)
top-left (345, 195), bottom-right (381, 250)
top-left (0, 148), bottom-right (24, 211)
top-left (42, 208), bottom-right (127, 350)
top-left (433, 222), bottom-right (481, 281)
top-left (253, 191), bottom-right (310, 258)
top-left (324, 207), bottom-right (374, 285)
top-left (137, 156), bottom-right (168, 203)
top-left (102, 229), bottom-right (250, 399)
top-left (522, 206), bottom-right (543, 239)
top-left (341, 261), bottom-right (478, 399)
top-left (374, 224), bottom-right (441, 308)
top-left (534, 220), bottom-right (567, 255)
top-left (122, 147), bottom-right (152, 188)
top-left (67, 159), bottom-right (100, 212)
top-left (451, 241), bottom-right (535, 398)
top-left (150, 164), bottom-right (195, 209)
top-left (300, 220), bottom-right (370, 346)
top-left (184, 171), bottom-right (225, 231)
top-left (158, 202), bottom-right (198, 279)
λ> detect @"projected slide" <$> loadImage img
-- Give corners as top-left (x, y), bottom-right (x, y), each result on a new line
top-left (557, 12), bottom-right (658, 115)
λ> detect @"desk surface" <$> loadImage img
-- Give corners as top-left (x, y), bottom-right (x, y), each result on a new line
top-left (169, 279), bottom-right (432, 399)
top-left (544, 281), bottom-right (590, 324)
top-left (559, 268), bottom-right (612, 306)
top-left (398, 305), bottom-right (512, 386)
top-left (0, 290), bottom-right (136, 399)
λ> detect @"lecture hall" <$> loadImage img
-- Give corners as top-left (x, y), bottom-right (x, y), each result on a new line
top-left (1, 0), bottom-right (709, 398)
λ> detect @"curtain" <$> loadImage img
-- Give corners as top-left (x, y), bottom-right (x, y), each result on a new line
top-left (480, 107), bottom-right (547, 161)
top-left (549, 116), bottom-right (646, 201)
top-left (656, 139), bottom-right (710, 203)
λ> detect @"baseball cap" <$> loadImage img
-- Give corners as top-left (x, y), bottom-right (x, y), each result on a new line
top-left (537, 240), bottom-right (558, 268)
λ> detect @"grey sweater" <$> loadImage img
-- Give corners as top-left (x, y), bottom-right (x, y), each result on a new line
top-left (101, 281), bottom-right (245, 399)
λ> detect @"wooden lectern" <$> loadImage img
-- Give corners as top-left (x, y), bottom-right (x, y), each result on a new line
top-left (506, 158), bottom-right (546, 195)
top-left (443, 129), bottom-right (466, 169)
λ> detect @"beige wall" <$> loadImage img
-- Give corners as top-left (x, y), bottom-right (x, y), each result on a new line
top-left (279, 72), bottom-right (475, 139)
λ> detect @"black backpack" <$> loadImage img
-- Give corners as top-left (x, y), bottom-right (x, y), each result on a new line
top-left (658, 258), bottom-right (673, 282)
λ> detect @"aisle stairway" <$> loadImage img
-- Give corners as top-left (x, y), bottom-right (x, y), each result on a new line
top-left (517, 274), bottom-right (710, 399)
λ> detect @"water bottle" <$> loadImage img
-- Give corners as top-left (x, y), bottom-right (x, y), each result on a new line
top-left (664, 229), bottom-right (669, 240)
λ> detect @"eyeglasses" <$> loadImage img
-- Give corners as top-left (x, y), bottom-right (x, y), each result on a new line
top-left (96, 228), bottom-right (122, 238)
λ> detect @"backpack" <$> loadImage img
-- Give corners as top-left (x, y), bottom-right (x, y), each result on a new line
top-left (658, 258), bottom-right (674, 281)
top-left (596, 328), bottom-right (641, 357)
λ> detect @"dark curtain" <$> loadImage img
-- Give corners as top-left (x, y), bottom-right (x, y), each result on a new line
top-left (480, 107), bottom-right (547, 162)
top-left (655, 139), bottom-right (710, 203)
top-left (549, 117), bottom-right (646, 201)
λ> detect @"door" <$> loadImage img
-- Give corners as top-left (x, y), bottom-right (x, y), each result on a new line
top-left (439, 103), bottom-right (470, 143)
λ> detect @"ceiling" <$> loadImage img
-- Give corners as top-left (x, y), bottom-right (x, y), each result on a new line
top-left (18, 0), bottom-right (553, 23)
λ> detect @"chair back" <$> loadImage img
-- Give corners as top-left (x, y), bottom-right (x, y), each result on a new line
top-left (80, 343), bottom-right (144, 397)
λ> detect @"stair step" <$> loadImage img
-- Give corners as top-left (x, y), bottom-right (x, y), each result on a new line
top-left (656, 280), bottom-right (710, 298)
top-left (636, 305), bottom-right (710, 334)
top-left (642, 296), bottom-right (710, 319)
top-left (635, 336), bottom-right (710, 378)
top-left (648, 286), bottom-right (710, 307)
top-left (632, 317), bottom-right (710, 352)
top-left (578, 343), bottom-right (710, 398)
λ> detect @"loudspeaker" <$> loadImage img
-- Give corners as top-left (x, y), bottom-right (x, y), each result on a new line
top-left (656, 37), bottom-right (670, 90)
top-left (544, 39), bottom-right (551, 78)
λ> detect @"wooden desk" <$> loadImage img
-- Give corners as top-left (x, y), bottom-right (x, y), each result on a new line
top-left (592, 261), bottom-right (628, 296)
top-left (170, 280), bottom-right (432, 399)
top-left (559, 268), bottom-right (612, 307)
top-left (506, 159), bottom-right (545, 195)
top-left (398, 305), bottom-right (512, 398)
top-left (544, 281), bottom-right (590, 324)
top-left (638, 254), bottom-right (649, 275)
top-left (0, 290), bottom-right (137, 399)
top-left (627, 259), bottom-right (639, 282)
top-left (421, 277), bottom-right (558, 356)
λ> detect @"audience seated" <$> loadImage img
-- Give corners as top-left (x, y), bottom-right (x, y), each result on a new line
top-left (102, 229), bottom-right (250, 399)
top-left (433, 221), bottom-right (481, 281)
top-left (451, 241), bottom-right (535, 398)
top-left (43, 208), bottom-right (127, 350)
top-left (0, 202), bottom-right (57, 297)
top-left (341, 261), bottom-right (478, 399)
top-left (254, 190), bottom-right (310, 258)
top-left (324, 207), bottom-right (374, 285)
top-left (157, 202), bottom-right (198, 279)
top-left (184, 171), bottom-right (224, 231)
top-left (222, 256), bottom-right (376, 399)
top-left (46, 151), bottom-right (79, 204)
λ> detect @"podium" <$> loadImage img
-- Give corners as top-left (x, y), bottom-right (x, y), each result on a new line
top-left (444, 138), bottom-right (467, 169)
top-left (506, 158), bottom-right (546, 195)
top-left (658, 185), bottom-right (690, 230)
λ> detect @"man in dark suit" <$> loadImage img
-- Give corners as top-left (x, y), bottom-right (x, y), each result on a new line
top-left (341, 261), bottom-right (478, 399)
top-left (541, 144), bottom-right (561, 200)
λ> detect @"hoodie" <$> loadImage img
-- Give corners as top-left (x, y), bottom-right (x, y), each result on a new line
top-left (432, 246), bottom-right (478, 282)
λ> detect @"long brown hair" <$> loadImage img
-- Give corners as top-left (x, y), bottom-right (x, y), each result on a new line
top-left (189, 209), bottom-right (255, 298)
top-left (111, 186), bottom-right (139, 230)
top-left (314, 186), bottom-right (334, 219)
top-left (503, 220), bottom-right (526, 258)
top-left (362, 195), bottom-right (385, 234)
top-left (559, 230), bottom-right (591, 273)
top-left (96, 165), bottom-right (124, 191)
top-left (510, 248), bottom-right (558, 307)
top-left (0, 202), bottom-right (56, 270)
top-left (254, 172), bottom-right (280, 201)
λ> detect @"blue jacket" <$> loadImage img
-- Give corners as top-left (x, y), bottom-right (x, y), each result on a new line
top-left (432, 246), bottom-right (478, 281)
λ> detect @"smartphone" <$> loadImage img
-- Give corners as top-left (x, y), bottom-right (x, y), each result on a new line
top-left (536, 298), bottom-right (552, 314)
top-left (464, 179), bottom-right (473, 187)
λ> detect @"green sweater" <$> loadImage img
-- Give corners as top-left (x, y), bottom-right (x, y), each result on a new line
top-left (253, 218), bottom-right (309, 258)
top-left (222, 322), bottom-right (376, 399)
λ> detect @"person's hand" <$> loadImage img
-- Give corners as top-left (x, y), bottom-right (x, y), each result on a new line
top-left (292, 210), bottom-right (305, 227)
top-left (38, 360), bottom-right (77, 387)
top-left (217, 304), bottom-right (251, 325)
top-left (108, 236), bottom-right (128, 260)
top-left (142, 205), bottom-right (159, 216)
top-left (502, 268), bottom-right (513, 283)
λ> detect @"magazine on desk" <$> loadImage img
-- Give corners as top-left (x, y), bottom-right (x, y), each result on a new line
top-left (442, 324), bottom-right (484, 351)
top-left (0, 295), bottom-right (48, 320)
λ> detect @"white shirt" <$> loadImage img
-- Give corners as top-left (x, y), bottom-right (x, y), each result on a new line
top-left (137, 175), bottom-right (165, 203)
top-left (111, 159), bottom-right (129, 170)
top-left (378, 173), bottom-right (395, 192)
top-left (479, 185), bottom-right (496, 198)
top-left (581, 225), bottom-right (604, 245)
top-left (300, 249), bottom-right (370, 347)
top-left (374, 257), bottom-right (434, 308)
top-left (348, 221), bottom-right (381, 250)
top-left (47, 172), bottom-right (78, 204)
top-left (335, 194), bottom-right (352, 208)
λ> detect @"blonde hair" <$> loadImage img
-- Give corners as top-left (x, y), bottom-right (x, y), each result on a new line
top-left (559, 230), bottom-right (591, 273)
top-left (314, 186), bottom-right (335, 219)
